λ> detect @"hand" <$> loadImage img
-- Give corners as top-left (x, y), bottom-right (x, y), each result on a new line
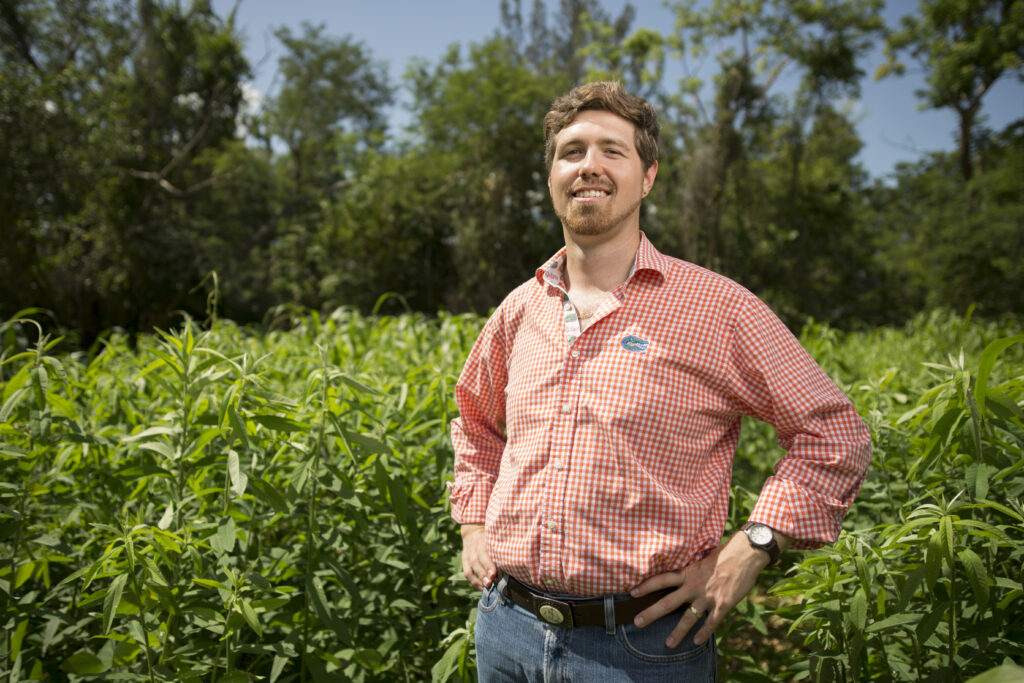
top-left (460, 524), bottom-right (497, 589)
top-left (630, 531), bottom-right (788, 648)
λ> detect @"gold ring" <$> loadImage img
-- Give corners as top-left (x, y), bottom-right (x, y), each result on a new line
top-left (689, 605), bottom-right (701, 616)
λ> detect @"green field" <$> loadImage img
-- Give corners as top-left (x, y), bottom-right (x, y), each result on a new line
top-left (1, 309), bottom-right (1022, 682)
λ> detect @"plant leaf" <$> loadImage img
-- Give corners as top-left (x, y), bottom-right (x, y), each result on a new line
top-left (974, 334), bottom-right (1024, 412)
top-left (251, 414), bottom-right (305, 432)
top-left (60, 651), bottom-right (106, 675)
top-left (238, 598), bottom-right (263, 637)
top-left (103, 573), bottom-right (129, 634)
top-left (958, 548), bottom-right (990, 611)
top-left (228, 449), bottom-right (247, 496)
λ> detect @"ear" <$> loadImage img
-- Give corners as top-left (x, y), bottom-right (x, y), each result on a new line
top-left (642, 161), bottom-right (658, 197)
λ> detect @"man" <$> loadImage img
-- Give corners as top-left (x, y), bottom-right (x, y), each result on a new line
top-left (448, 81), bottom-right (871, 681)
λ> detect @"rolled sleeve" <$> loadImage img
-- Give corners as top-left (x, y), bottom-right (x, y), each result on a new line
top-left (729, 294), bottom-right (873, 548)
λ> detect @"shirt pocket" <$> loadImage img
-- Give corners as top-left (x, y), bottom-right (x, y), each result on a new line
top-left (584, 331), bottom-right (671, 426)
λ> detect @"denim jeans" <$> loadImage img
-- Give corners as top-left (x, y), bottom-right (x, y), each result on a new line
top-left (475, 578), bottom-right (717, 682)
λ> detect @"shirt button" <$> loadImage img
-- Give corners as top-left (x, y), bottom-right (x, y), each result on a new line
top-left (551, 458), bottom-right (563, 470)
top-left (560, 403), bottom-right (572, 414)
top-left (546, 520), bottom-right (557, 530)
top-left (570, 350), bottom-right (580, 359)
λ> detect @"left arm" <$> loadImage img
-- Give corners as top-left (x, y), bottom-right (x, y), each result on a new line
top-left (633, 292), bottom-right (871, 646)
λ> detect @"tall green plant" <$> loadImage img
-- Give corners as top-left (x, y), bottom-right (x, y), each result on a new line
top-left (773, 335), bottom-right (1024, 681)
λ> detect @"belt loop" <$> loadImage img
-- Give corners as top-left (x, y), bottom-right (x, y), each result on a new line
top-left (603, 595), bottom-right (615, 635)
top-left (495, 574), bottom-right (509, 604)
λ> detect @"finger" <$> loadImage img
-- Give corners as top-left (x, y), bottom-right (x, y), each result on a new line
top-left (665, 603), bottom-right (706, 648)
top-left (475, 559), bottom-right (496, 587)
top-left (468, 561), bottom-right (486, 588)
top-left (633, 587), bottom-right (688, 627)
top-left (462, 560), bottom-right (481, 589)
top-left (465, 548), bottom-right (496, 588)
top-left (691, 604), bottom-right (724, 646)
top-left (629, 569), bottom-right (686, 598)
top-left (462, 551), bottom-right (486, 589)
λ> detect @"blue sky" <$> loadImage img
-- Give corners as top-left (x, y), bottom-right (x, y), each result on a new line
top-left (212, 0), bottom-right (1023, 180)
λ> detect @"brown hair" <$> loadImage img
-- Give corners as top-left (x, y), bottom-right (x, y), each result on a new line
top-left (543, 81), bottom-right (660, 172)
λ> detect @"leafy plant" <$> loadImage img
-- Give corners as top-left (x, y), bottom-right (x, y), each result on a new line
top-left (1, 309), bottom-right (1021, 681)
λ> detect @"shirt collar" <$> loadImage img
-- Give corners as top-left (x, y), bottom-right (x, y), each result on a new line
top-left (535, 231), bottom-right (668, 288)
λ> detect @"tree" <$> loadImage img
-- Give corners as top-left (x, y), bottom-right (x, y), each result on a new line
top-left (404, 38), bottom-right (565, 311)
top-left (258, 23), bottom-right (393, 309)
top-left (264, 22), bottom-right (391, 191)
top-left (657, 0), bottom-right (884, 279)
top-left (315, 148), bottom-right (458, 313)
top-left (878, 0), bottom-right (1024, 184)
top-left (0, 0), bottom-right (250, 341)
top-left (869, 124), bottom-right (1024, 318)
top-left (498, 0), bottom-right (638, 83)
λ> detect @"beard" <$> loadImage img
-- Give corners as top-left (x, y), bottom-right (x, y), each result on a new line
top-left (555, 190), bottom-right (644, 237)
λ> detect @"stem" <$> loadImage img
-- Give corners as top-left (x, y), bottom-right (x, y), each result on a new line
top-left (947, 568), bottom-right (957, 679)
top-left (225, 601), bottom-right (233, 675)
top-left (129, 568), bottom-right (157, 683)
top-left (878, 440), bottom-right (898, 520)
top-left (301, 353), bottom-right (330, 682)
top-left (165, 326), bottom-right (196, 668)
top-left (175, 357), bottom-right (191, 526)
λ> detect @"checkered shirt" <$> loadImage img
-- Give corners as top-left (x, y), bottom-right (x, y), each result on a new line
top-left (449, 233), bottom-right (872, 596)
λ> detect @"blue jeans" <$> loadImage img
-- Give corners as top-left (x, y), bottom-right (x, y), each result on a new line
top-left (475, 578), bottom-right (717, 682)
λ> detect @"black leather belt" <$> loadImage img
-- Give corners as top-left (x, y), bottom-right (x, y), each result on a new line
top-left (499, 574), bottom-right (687, 629)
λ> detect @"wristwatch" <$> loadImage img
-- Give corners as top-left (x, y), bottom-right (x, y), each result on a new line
top-left (742, 522), bottom-right (781, 566)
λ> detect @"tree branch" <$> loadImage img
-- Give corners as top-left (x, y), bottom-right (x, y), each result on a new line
top-left (0, 0), bottom-right (41, 72)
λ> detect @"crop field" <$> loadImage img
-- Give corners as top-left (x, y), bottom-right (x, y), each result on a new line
top-left (1, 308), bottom-right (1022, 682)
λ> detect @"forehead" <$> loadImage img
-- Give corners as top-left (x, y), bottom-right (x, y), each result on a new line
top-left (554, 110), bottom-right (637, 149)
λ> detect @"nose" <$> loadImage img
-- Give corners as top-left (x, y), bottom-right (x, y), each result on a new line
top-left (578, 148), bottom-right (601, 177)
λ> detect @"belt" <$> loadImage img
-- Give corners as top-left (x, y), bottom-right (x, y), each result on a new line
top-left (499, 574), bottom-right (687, 629)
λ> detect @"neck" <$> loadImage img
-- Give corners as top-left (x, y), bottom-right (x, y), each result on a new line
top-left (562, 226), bottom-right (640, 294)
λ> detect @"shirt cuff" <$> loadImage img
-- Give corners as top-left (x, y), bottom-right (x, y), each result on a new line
top-left (447, 478), bottom-right (492, 525)
top-left (748, 476), bottom-right (849, 550)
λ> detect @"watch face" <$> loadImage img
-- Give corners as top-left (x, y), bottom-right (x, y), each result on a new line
top-left (748, 524), bottom-right (773, 545)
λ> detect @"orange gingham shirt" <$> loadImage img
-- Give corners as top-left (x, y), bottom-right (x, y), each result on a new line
top-left (449, 233), bottom-right (872, 596)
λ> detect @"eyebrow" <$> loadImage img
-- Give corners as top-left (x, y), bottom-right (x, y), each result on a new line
top-left (557, 136), bottom-right (631, 151)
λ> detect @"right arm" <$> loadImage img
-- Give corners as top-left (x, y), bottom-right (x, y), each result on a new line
top-left (448, 308), bottom-right (510, 589)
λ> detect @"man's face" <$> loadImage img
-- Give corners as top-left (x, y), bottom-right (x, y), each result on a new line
top-left (547, 109), bottom-right (657, 239)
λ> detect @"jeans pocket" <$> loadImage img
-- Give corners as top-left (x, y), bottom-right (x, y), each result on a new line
top-left (477, 583), bottom-right (503, 614)
top-left (615, 615), bottom-right (713, 665)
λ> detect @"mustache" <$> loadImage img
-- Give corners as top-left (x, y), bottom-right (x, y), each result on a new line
top-left (568, 181), bottom-right (615, 194)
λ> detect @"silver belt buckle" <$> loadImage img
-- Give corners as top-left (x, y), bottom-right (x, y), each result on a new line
top-left (535, 598), bottom-right (574, 627)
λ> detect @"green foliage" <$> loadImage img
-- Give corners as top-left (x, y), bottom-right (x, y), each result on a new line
top-left (1, 0), bottom-right (250, 341)
top-left (878, 0), bottom-right (1024, 182)
top-left (867, 126), bottom-right (1024, 319)
top-left (637, 0), bottom-right (888, 324)
top-left (765, 318), bottom-right (1024, 681)
top-left (404, 37), bottom-right (567, 312)
top-left (2, 309), bottom-right (1022, 680)
top-left (0, 308), bottom-right (482, 681)
top-left (5, 0), bottom-right (1024, 339)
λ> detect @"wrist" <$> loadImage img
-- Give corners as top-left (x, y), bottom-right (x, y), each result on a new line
top-left (741, 521), bottom-right (783, 566)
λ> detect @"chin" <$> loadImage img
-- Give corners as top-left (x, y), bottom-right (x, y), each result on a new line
top-left (567, 222), bottom-right (613, 236)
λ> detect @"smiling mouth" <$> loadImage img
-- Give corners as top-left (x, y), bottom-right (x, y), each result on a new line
top-left (572, 188), bottom-right (611, 199)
